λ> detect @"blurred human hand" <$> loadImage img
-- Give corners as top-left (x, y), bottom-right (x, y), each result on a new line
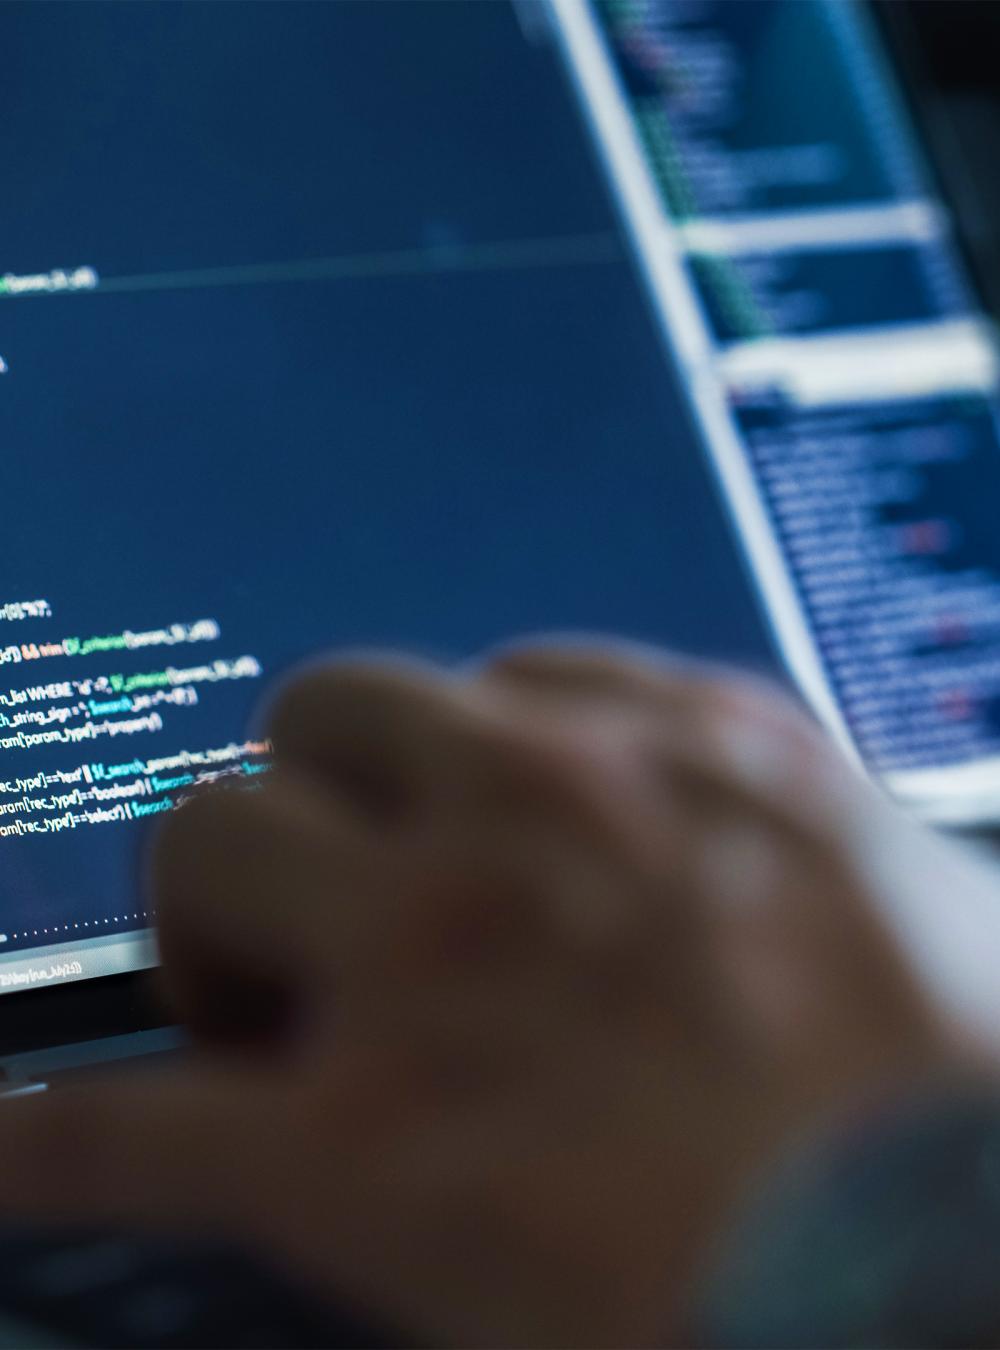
top-left (0, 642), bottom-right (991, 1346)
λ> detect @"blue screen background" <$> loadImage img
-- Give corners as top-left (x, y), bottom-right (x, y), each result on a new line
top-left (0, 0), bottom-right (772, 949)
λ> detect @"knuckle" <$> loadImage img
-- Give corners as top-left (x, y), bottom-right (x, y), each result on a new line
top-left (266, 657), bottom-right (406, 738)
top-left (716, 673), bottom-right (817, 736)
top-left (264, 663), bottom-right (351, 746)
top-left (697, 675), bottom-right (825, 768)
top-left (154, 780), bottom-right (245, 863)
top-left (482, 637), bottom-right (659, 697)
top-left (151, 781), bottom-right (272, 919)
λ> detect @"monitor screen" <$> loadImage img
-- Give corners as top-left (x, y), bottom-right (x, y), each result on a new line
top-left (552, 0), bottom-right (1000, 818)
top-left (8, 0), bottom-right (999, 995)
top-left (0, 0), bottom-right (771, 993)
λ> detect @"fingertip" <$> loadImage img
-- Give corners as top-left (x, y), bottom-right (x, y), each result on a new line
top-left (148, 775), bottom-right (250, 905)
top-left (263, 651), bottom-right (449, 752)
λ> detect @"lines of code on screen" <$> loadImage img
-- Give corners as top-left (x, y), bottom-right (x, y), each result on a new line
top-left (0, 599), bottom-right (267, 843)
top-left (0, 596), bottom-right (268, 949)
top-left (0, 1), bottom-right (768, 975)
top-left (587, 0), bottom-right (1000, 779)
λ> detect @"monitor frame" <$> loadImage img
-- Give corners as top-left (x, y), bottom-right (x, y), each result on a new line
top-left (0, 968), bottom-right (166, 1059)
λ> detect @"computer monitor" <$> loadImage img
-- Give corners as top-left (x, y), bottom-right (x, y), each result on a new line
top-left (0, 0), bottom-right (773, 1004)
top-left (552, 0), bottom-right (1000, 820)
top-left (0, 0), bottom-right (996, 1006)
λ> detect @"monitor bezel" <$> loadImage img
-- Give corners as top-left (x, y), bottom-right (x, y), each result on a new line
top-left (0, 968), bottom-right (167, 1059)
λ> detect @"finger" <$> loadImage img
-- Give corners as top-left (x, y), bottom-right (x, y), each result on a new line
top-left (478, 637), bottom-right (732, 706)
top-left (265, 653), bottom-right (717, 1012)
top-left (481, 638), bottom-right (814, 748)
top-left (265, 657), bottom-right (506, 821)
top-left (154, 765), bottom-right (645, 1038)
top-left (266, 657), bottom-right (654, 854)
top-left (482, 638), bottom-right (853, 846)
top-left (481, 644), bottom-right (913, 1044)
top-left (152, 770), bottom-right (381, 1036)
top-left (0, 1066), bottom-right (284, 1237)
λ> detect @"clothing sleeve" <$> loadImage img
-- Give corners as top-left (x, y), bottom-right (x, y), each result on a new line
top-left (691, 1089), bottom-right (1000, 1349)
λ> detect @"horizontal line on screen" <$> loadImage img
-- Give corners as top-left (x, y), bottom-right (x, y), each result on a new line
top-left (0, 231), bottom-right (625, 301)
